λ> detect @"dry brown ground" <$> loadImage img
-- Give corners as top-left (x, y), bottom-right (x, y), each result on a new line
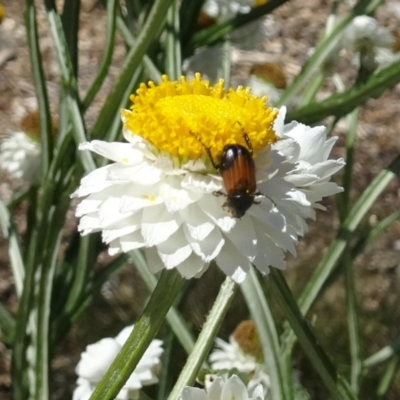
top-left (0, 0), bottom-right (400, 399)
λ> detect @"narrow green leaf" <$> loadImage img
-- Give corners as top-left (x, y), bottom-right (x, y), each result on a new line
top-left (241, 267), bottom-right (287, 400)
top-left (363, 339), bottom-right (400, 368)
top-left (90, 269), bottom-right (185, 400)
top-left (269, 269), bottom-right (356, 400)
top-left (0, 302), bottom-right (15, 344)
top-left (0, 200), bottom-right (25, 296)
top-left (168, 276), bottom-right (237, 399)
top-left (287, 60), bottom-right (400, 125)
top-left (376, 356), bottom-right (400, 398)
top-left (186, 0), bottom-right (289, 55)
top-left (24, 0), bottom-right (53, 177)
top-left (61, 0), bottom-right (80, 75)
top-left (132, 251), bottom-right (196, 355)
top-left (343, 249), bottom-right (363, 393)
top-left (165, 0), bottom-right (182, 79)
top-left (83, 0), bottom-right (118, 109)
top-left (351, 211), bottom-right (400, 260)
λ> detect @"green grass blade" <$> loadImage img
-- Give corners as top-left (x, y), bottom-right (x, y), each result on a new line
top-left (241, 267), bottom-right (287, 400)
top-left (165, 0), bottom-right (182, 79)
top-left (376, 356), bottom-right (400, 398)
top-left (0, 200), bottom-right (25, 296)
top-left (185, 0), bottom-right (288, 56)
top-left (269, 269), bottom-right (356, 400)
top-left (168, 277), bottom-right (237, 399)
top-left (90, 269), bottom-right (185, 400)
top-left (83, 0), bottom-right (118, 109)
top-left (24, 0), bottom-right (53, 176)
top-left (287, 60), bottom-right (400, 125)
top-left (131, 251), bottom-right (196, 355)
top-left (0, 302), bottom-right (15, 344)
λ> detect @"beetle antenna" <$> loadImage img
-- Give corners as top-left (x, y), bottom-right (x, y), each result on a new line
top-left (255, 191), bottom-right (276, 208)
top-left (236, 122), bottom-right (253, 155)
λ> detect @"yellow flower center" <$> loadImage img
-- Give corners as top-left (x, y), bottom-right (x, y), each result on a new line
top-left (122, 73), bottom-right (278, 165)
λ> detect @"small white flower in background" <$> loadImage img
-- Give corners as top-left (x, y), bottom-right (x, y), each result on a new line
top-left (344, 15), bottom-right (394, 55)
top-left (209, 321), bottom-right (270, 395)
top-left (0, 111), bottom-right (57, 184)
top-left (0, 131), bottom-right (41, 183)
top-left (183, 44), bottom-right (229, 83)
top-left (344, 15), bottom-right (394, 73)
top-left (230, 15), bottom-right (279, 51)
top-left (73, 325), bottom-right (163, 400)
top-left (184, 0), bottom-right (279, 82)
top-left (182, 374), bottom-right (265, 400)
top-left (72, 74), bottom-right (344, 283)
top-left (202, 0), bottom-right (262, 21)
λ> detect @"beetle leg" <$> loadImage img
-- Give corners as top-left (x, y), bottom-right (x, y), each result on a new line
top-left (191, 131), bottom-right (220, 170)
top-left (213, 190), bottom-right (226, 197)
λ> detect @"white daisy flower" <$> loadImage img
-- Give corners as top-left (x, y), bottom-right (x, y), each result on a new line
top-left (230, 15), bottom-right (278, 51)
top-left (72, 325), bottom-right (163, 400)
top-left (72, 74), bottom-right (344, 283)
top-left (181, 374), bottom-right (265, 400)
top-left (0, 131), bottom-right (41, 183)
top-left (202, 0), bottom-right (261, 21)
top-left (0, 111), bottom-right (57, 184)
top-left (344, 15), bottom-right (394, 55)
top-left (209, 320), bottom-right (270, 394)
top-left (183, 44), bottom-right (229, 83)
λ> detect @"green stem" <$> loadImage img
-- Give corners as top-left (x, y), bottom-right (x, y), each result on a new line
top-left (241, 268), bottom-right (287, 400)
top-left (168, 276), bottom-right (238, 399)
top-left (90, 269), bottom-right (185, 400)
top-left (377, 356), bottom-right (400, 399)
top-left (165, 0), bottom-right (182, 79)
top-left (132, 251), bottom-right (196, 355)
top-left (269, 269), bottom-right (356, 400)
top-left (24, 0), bottom-right (53, 177)
top-left (287, 59), bottom-right (400, 125)
top-left (338, 108), bottom-right (360, 221)
top-left (343, 249), bottom-right (362, 394)
top-left (83, 0), bottom-right (117, 110)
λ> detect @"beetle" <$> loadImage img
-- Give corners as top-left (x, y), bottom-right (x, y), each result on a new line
top-left (194, 131), bottom-right (265, 218)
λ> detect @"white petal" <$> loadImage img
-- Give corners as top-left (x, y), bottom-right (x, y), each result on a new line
top-left (119, 230), bottom-right (146, 252)
top-left (216, 239), bottom-right (251, 283)
top-left (181, 387), bottom-right (208, 400)
top-left (141, 204), bottom-right (182, 246)
top-left (180, 203), bottom-right (216, 241)
top-left (156, 228), bottom-right (192, 269)
top-left (227, 217), bottom-right (257, 261)
top-left (79, 141), bottom-right (145, 165)
top-left (159, 176), bottom-right (201, 213)
top-left (221, 375), bottom-right (248, 400)
top-left (185, 225), bottom-right (225, 263)
top-left (176, 252), bottom-right (209, 279)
